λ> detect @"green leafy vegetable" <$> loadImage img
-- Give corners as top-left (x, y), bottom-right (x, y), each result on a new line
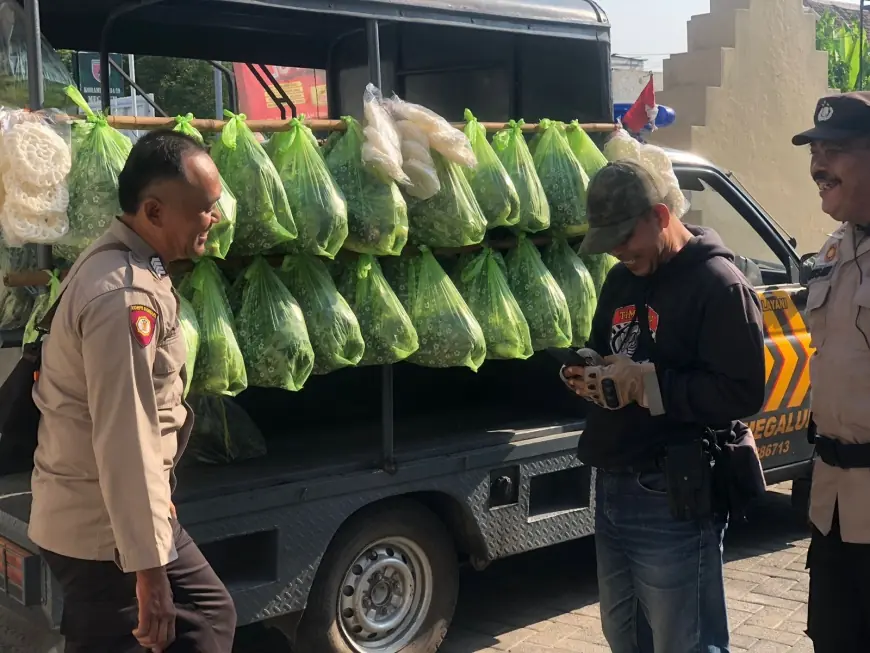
top-left (22, 271), bottom-right (60, 349)
top-left (543, 237), bottom-right (597, 347)
top-left (462, 109), bottom-right (520, 229)
top-left (577, 250), bottom-right (619, 297)
top-left (532, 119), bottom-right (589, 237)
top-left (565, 120), bottom-right (608, 180)
top-left (178, 294), bottom-right (200, 399)
top-left (492, 120), bottom-right (550, 233)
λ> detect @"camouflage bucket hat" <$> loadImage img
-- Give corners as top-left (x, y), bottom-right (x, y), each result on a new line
top-left (579, 159), bottom-right (664, 256)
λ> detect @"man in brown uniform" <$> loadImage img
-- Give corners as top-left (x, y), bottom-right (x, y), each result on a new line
top-left (28, 130), bottom-right (236, 652)
top-left (793, 92), bottom-right (870, 652)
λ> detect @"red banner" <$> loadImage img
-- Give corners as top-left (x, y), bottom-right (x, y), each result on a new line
top-left (233, 65), bottom-right (329, 120)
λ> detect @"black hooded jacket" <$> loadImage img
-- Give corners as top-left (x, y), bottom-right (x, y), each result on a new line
top-left (576, 225), bottom-right (766, 469)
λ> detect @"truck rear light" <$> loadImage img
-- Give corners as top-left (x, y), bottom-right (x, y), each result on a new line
top-left (0, 536), bottom-right (42, 606)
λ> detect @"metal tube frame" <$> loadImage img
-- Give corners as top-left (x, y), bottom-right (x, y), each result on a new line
top-left (207, 61), bottom-right (238, 114)
top-left (108, 57), bottom-right (168, 117)
top-left (245, 63), bottom-right (294, 120)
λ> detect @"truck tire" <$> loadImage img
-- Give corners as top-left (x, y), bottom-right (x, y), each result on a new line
top-left (295, 498), bottom-right (459, 653)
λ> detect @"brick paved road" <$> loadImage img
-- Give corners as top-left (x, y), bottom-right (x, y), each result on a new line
top-left (441, 482), bottom-right (812, 653)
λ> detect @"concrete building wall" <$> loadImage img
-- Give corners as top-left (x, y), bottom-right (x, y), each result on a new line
top-left (650, 0), bottom-right (836, 257)
top-left (612, 69), bottom-right (663, 104)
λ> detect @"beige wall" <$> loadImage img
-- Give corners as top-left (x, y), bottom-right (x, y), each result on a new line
top-left (650, 0), bottom-right (836, 257)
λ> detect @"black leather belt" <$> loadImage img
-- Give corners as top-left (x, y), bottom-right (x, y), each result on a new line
top-left (814, 434), bottom-right (870, 469)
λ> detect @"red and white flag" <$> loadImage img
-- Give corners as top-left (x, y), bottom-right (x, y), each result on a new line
top-left (621, 73), bottom-right (658, 134)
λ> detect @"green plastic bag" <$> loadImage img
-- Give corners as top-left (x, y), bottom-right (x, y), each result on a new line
top-left (492, 120), bottom-right (550, 234)
top-left (173, 114), bottom-right (237, 259)
top-left (280, 255), bottom-right (365, 375)
top-left (267, 118), bottom-right (348, 259)
top-left (235, 257), bottom-right (315, 391)
top-left (21, 270), bottom-right (60, 349)
top-left (406, 150), bottom-right (487, 248)
top-left (462, 110), bottom-right (520, 229)
top-left (532, 119), bottom-right (589, 237)
top-left (325, 116), bottom-right (408, 256)
top-left (178, 258), bottom-right (247, 397)
top-left (506, 234), bottom-right (572, 351)
top-left (62, 86), bottom-right (132, 258)
top-left (186, 395), bottom-right (267, 465)
top-left (178, 294), bottom-right (200, 399)
top-left (384, 247), bottom-right (486, 371)
top-left (578, 251), bottom-right (619, 297)
top-left (454, 248), bottom-right (532, 361)
top-left (543, 238), bottom-right (597, 347)
top-left (337, 254), bottom-right (419, 366)
top-left (565, 120), bottom-right (608, 180)
top-left (210, 111), bottom-right (297, 256)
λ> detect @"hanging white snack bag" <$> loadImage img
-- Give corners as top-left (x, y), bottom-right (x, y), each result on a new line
top-left (385, 94), bottom-right (477, 169)
top-left (361, 84), bottom-right (410, 186)
top-left (603, 128), bottom-right (642, 162)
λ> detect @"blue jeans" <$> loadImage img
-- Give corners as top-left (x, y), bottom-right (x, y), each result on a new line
top-left (595, 470), bottom-right (730, 653)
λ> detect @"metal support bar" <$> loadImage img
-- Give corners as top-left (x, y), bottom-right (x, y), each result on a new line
top-left (207, 61), bottom-right (238, 114)
top-left (367, 19), bottom-right (383, 90)
top-left (245, 64), bottom-right (288, 120)
top-left (258, 65), bottom-right (297, 119)
top-left (108, 58), bottom-right (168, 117)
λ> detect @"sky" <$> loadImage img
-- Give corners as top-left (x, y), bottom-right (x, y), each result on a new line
top-left (596, 0), bottom-right (712, 71)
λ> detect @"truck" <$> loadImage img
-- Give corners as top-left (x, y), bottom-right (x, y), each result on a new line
top-left (0, 1), bottom-right (817, 651)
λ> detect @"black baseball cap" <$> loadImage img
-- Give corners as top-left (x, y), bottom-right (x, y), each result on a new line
top-left (792, 92), bottom-right (870, 145)
top-left (579, 159), bottom-right (665, 255)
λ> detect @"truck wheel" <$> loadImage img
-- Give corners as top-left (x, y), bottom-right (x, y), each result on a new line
top-left (295, 499), bottom-right (458, 653)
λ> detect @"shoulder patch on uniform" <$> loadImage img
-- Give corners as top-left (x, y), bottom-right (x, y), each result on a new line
top-left (130, 304), bottom-right (158, 347)
top-left (149, 256), bottom-right (167, 279)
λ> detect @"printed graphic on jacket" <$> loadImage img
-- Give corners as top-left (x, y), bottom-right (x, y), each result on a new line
top-left (610, 304), bottom-right (659, 358)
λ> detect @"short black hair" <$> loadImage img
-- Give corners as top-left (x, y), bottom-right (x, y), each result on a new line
top-left (117, 129), bottom-right (208, 215)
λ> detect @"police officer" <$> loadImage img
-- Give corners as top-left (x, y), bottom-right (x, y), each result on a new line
top-left (28, 130), bottom-right (236, 652)
top-left (793, 92), bottom-right (870, 652)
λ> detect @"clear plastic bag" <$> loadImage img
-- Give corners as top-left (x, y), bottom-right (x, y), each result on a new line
top-left (454, 247), bottom-right (532, 361)
top-left (396, 118), bottom-right (440, 200)
top-left (492, 120), bottom-right (550, 234)
top-left (325, 116), bottom-right (409, 257)
top-left (542, 237), bottom-right (597, 347)
top-left (21, 269), bottom-right (59, 348)
top-left (173, 114), bottom-right (237, 259)
top-left (565, 120), bottom-right (608, 180)
top-left (406, 150), bottom-right (487, 248)
top-left (178, 258), bottom-right (248, 397)
top-left (532, 119), bottom-right (589, 237)
top-left (362, 84), bottom-right (409, 186)
top-left (235, 257), bottom-right (314, 391)
top-left (603, 128), bottom-right (642, 162)
top-left (266, 117), bottom-right (348, 259)
top-left (576, 250), bottom-right (619, 298)
top-left (462, 110), bottom-right (520, 229)
top-left (210, 111), bottom-right (297, 256)
top-left (336, 254), bottom-right (419, 366)
top-left (280, 254), bottom-right (365, 375)
top-left (506, 234), bottom-right (572, 351)
top-left (186, 394), bottom-right (267, 465)
top-left (177, 294), bottom-right (200, 400)
top-left (384, 94), bottom-right (477, 168)
top-left (61, 86), bottom-right (132, 259)
top-left (383, 247), bottom-right (486, 371)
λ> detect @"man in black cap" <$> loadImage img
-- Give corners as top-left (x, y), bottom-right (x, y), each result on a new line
top-left (561, 158), bottom-right (766, 653)
top-left (793, 92), bottom-right (870, 653)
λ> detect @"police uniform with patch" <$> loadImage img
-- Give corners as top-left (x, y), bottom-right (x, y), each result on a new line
top-left (793, 92), bottom-right (870, 653)
top-left (29, 218), bottom-right (236, 652)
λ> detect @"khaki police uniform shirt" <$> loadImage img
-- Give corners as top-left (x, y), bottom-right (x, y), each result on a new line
top-left (28, 219), bottom-right (193, 572)
top-left (806, 221), bottom-right (870, 543)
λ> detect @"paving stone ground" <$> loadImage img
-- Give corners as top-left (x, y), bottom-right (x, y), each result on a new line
top-left (441, 482), bottom-right (812, 653)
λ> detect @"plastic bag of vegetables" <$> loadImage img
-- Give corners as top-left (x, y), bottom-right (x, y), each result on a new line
top-left (543, 238), bottom-right (597, 347)
top-left (454, 247), bottom-right (532, 361)
top-left (185, 394), bottom-right (267, 465)
top-left (210, 111), bottom-right (297, 256)
top-left (178, 294), bottom-right (200, 399)
top-left (0, 242), bottom-right (36, 329)
top-left (337, 254), bottom-right (419, 366)
top-left (532, 119), bottom-right (589, 236)
top-left (325, 116), bottom-right (409, 256)
top-left (234, 257), bottom-right (314, 391)
top-left (565, 120), bottom-right (608, 180)
top-left (462, 110), bottom-right (520, 229)
top-left (266, 117), bottom-right (348, 259)
top-left (280, 254), bottom-right (365, 375)
top-left (21, 270), bottom-right (60, 348)
top-left (178, 258), bottom-right (247, 397)
top-left (61, 86), bottom-right (132, 258)
top-left (384, 247), bottom-right (486, 371)
top-left (506, 234), bottom-right (572, 350)
top-left (172, 114), bottom-right (237, 259)
top-left (577, 250), bottom-right (618, 297)
top-left (406, 151), bottom-right (487, 248)
top-left (492, 120), bottom-right (550, 234)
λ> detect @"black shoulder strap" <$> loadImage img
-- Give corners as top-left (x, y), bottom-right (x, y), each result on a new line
top-left (35, 242), bottom-right (131, 335)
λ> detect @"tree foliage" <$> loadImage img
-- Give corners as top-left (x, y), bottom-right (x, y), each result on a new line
top-left (816, 9), bottom-right (870, 92)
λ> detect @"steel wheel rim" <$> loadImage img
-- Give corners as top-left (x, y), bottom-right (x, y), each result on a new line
top-left (337, 536), bottom-right (434, 653)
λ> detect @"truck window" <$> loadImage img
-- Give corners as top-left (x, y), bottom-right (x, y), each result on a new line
top-left (678, 172), bottom-right (789, 287)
